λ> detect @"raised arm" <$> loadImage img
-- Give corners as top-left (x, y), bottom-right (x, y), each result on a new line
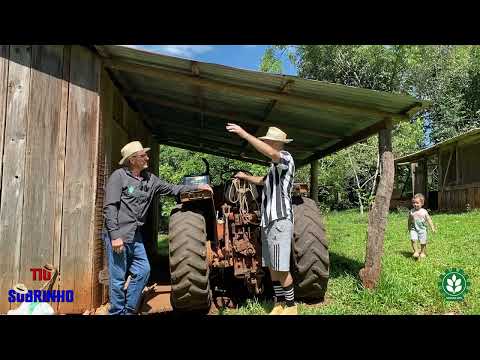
top-left (226, 123), bottom-right (281, 162)
top-left (235, 172), bottom-right (265, 186)
top-left (151, 174), bottom-right (212, 196)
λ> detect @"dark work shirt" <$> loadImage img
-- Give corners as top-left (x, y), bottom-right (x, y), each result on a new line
top-left (103, 167), bottom-right (197, 243)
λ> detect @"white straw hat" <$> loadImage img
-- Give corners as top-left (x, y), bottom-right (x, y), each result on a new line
top-left (119, 141), bottom-right (151, 165)
top-left (13, 283), bottom-right (28, 295)
top-left (259, 127), bottom-right (293, 143)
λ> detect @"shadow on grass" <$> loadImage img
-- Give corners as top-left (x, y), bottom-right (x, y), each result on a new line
top-left (398, 251), bottom-right (415, 259)
top-left (329, 252), bottom-right (364, 280)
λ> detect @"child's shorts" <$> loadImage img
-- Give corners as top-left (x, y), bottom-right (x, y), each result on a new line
top-left (410, 230), bottom-right (427, 244)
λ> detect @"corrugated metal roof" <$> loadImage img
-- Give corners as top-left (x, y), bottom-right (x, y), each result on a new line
top-left (395, 127), bottom-right (480, 164)
top-left (95, 45), bottom-right (429, 167)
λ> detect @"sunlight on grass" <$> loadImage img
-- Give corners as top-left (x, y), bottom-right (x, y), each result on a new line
top-left (157, 234), bottom-right (169, 256)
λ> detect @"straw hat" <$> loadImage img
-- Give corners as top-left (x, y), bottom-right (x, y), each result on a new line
top-left (259, 127), bottom-right (293, 143)
top-left (13, 283), bottom-right (28, 295)
top-left (119, 141), bottom-right (151, 165)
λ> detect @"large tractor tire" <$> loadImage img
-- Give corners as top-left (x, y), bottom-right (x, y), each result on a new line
top-left (291, 197), bottom-right (329, 302)
top-left (169, 205), bottom-right (211, 312)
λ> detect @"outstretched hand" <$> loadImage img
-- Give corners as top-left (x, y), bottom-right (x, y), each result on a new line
top-left (234, 171), bottom-right (248, 180)
top-left (198, 184), bottom-right (213, 193)
top-left (226, 123), bottom-right (248, 139)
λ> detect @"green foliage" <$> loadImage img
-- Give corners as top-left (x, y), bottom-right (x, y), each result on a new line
top-left (259, 47), bottom-right (283, 74)
top-left (265, 45), bottom-right (480, 144)
top-left (262, 45), bottom-right (480, 210)
top-left (156, 45), bottom-right (480, 215)
top-left (157, 144), bottom-right (267, 217)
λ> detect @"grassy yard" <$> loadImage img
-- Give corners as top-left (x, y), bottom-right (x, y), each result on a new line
top-left (225, 210), bottom-right (480, 315)
top-left (157, 234), bottom-right (169, 256)
top-left (158, 210), bottom-right (480, 315)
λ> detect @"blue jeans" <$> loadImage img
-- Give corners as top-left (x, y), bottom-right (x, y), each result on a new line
top-left (103, 229), bottom-right (151, 315)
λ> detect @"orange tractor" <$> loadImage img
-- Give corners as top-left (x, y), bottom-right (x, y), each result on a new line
top-left (168, 160), bottom-right (329, 311)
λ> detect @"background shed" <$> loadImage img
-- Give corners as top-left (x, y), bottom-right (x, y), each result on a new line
top-left (395, 127), bottom-right (480, 211)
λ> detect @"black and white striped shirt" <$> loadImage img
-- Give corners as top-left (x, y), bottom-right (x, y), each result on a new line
top-left (260, 150), bottom-right (295, 227)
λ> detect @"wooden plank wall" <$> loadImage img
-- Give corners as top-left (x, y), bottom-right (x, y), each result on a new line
top-left (58, 46), bottom-right (101, 313)
top-left (0, 46), bottom-right (31, 313)
top-left (439, 185), bottom-right (480, 211)
top-left (0, 46), bottom-right (8, 196)
top-left (0, 45), bottom-right (159, 313)
top-left (437, 136), bottom-right (480, 212)
top-left (0, 45), bottom-right (103, 314)
top-left (98, 68), bottom-right (114, 305)
top-left (98, 69), bottom-right (160, 304)
top-left (20, 46), bottom-right (67, 310)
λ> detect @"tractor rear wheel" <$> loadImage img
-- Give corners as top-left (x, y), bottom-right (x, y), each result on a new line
top-left (169, 205), bottom-right (211, 312)
top-left (291, 197), bottom-right (329, 302)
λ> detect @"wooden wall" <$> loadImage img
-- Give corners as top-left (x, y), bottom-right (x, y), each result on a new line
top-left (0, 45), bottom-right (101, 314)
top-left (0, 45), bottom-right (158, 314)
top-left (438, 134), bottom-right (480, 211)
top-left (439, 185), bottom-right (480, 211)
top-left (98, 67), bottom-right (160, 303)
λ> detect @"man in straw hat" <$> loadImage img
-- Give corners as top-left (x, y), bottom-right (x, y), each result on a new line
top-left (226, 123), bottom-right (297, 315)
top-left (103, 141), bottom-right (212, 315)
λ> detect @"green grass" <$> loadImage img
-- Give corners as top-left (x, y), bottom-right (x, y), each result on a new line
top-left (223, 209), bottom-right (480, 315)
top-left (157, 234), bottom-right (169, 256)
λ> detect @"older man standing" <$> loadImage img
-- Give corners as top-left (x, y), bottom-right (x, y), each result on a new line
top-left (103, 141), bottom-right (212, 315)
top-left (226, 124), bottom-right (297, 315)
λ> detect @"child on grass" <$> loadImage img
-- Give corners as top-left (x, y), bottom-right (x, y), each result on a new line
top-left (408, 193), bottom-right (436, 259)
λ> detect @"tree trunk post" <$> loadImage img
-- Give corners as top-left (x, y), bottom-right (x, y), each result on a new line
top-left (359, 119), bottom-right (395, 289)
top-left (310, 160), bottom-right (319, 203)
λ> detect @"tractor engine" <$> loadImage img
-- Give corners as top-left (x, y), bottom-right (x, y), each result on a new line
top-left (208, 179), bottom-right (265, 295)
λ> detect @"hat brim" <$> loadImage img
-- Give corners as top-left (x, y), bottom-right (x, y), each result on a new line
top-left (13, 283), bottom-right (28, 295)
top-left (259, 136), bottom-right (293, 143)
top-left (119, 147), bottom-right (151, 165)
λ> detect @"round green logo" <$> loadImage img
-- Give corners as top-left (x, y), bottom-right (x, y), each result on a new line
top-left (438, 268), bottom-right (471, 301)
top-left (128, 185), bottom-right (135, 194)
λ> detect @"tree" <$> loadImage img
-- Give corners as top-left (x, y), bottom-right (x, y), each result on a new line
top-left (264, 45), bottom-right (480, 144)
top-left (260, 45), bottom-right (424, 211)
top-left (157, 144), bottom-right (267, 219)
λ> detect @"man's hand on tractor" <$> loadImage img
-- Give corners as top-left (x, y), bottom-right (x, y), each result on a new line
top-left (234, 171), bottom-right (248, 180)
top-left (198, 184), bottom-right (213, 193)
top-left (226, 123), bottom-right (248, 139)
top-left (112, 238), bottom-right (125, 254)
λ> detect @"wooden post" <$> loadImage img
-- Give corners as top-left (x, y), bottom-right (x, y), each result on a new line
top-left (410, 162), bottom-right (417, 195)
top-left (310, 160), bottom-right (319, 203)
top-left (443, 149), bottom-right (454, 189)
top-left (419, 159), bottom-right (428, 206)
top-left (359, 119), bottom-right (395, 289)
top-left (411, 160), bottom-right (427, 204)
top-left (455, 144), bottom-right (461, 186)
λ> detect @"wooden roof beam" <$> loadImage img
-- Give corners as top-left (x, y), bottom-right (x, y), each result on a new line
top-left (152, 121), bottom-right (317, 152)
top-left (133, 92), bottom-right (340, 140)
top-left (300, 119), bottom-right (391, 166)
top-left (96, 49), bottom-right (155, 132)
top-left (243, 79), bottom-right (294, 151)
top-left (155, 138), bottom-right (269, 166)
top-left (104, 58), bottom-right (408, 121)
